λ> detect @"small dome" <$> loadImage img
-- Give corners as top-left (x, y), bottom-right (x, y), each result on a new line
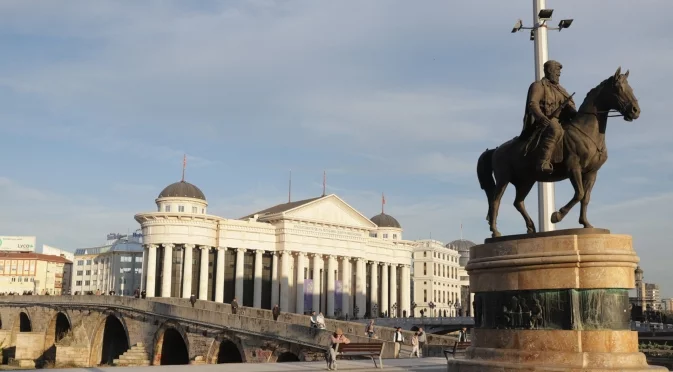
top-left (447, 239), bottom-right (476, 252)
top-left (158, 181), bottom-right (206, 200)
top-left (370, 213), bottom-right (401, 229)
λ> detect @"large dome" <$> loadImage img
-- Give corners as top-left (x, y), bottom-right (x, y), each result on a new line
top-left (370, 213), bottom-right (401, 229)
top-left (448, 239), bottom-right (476, 266)
top-left (158, 181), bottom-right (206, 201)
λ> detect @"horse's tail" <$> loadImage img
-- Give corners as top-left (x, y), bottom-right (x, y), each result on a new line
top-left (477, 148), bottom-right (496, 221)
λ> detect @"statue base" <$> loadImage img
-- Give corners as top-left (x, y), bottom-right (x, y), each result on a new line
top-left (448, 231), bottom-right (666, 371)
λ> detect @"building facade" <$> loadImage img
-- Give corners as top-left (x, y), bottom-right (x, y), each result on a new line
top-left (412, 240), bottom-right (462, 316)
top-left (71, 233), bottom-right (144, 295)
top-left (0, 252), bottom-right (71, 294)
top-left (449, 239), bottom-right (476, 317)
top-left (136, 180), bottom-right (414, 318)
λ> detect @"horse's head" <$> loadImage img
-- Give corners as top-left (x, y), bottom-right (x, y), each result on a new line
top-left (605, 67), bottom-right (640, 121)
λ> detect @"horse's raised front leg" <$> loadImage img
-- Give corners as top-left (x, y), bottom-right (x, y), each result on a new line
top-left (578, 171), bottom-right (597, 228)
top-left (489, 181), bottom-right (509, 238)
top-left (551, 167), bottom-right (585, 224)
top-left (513, 179), bottom-right (536, 234)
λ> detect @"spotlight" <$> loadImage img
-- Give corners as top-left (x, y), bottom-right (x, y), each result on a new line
top-left (511, 19), bottom-right (523, 33)
top-left (538, 9), bottom-right (554, 21)
top-left (558, 19), bottom-right (573, 30)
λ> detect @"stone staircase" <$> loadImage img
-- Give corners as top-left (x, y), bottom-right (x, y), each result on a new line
top-left (113, 343), bottom-right (150, 367)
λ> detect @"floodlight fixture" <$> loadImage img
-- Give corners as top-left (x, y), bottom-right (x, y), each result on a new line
top-left (538, 9), bottom-right (554, 21)
top-left (511, 19), bottom-right (523, 33)
top-left (530, 30), bottom-right (535, 41)
top-left (558, 19), bottom-right (573, 30)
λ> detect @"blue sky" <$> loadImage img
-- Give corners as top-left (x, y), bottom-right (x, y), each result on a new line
top-left (1, 1), bottom-right (672, 295)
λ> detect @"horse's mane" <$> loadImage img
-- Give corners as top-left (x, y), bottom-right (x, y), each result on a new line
top-left (580, 76), bottom-right (614, 108)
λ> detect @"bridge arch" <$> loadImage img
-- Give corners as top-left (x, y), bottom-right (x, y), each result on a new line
top-left (153, 321), bottom-right (190, 365)
top-left (216, 339), bottom-right (243, 363)
top-left (276, 351), bottom-right (300, 362)
top-left (89, 312), bottom-right (130, 366)
top-left (17, 311), bottom-right (32, 332)
top-left (42, 311), bottom-right (72, 364)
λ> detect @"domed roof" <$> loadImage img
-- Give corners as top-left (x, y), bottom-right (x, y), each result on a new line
top-left (447, 239), bottom-right (476, 252)
top-left (158, 181), bottom-right (206, 200)
top-left (370, 213), bottom-right (401, 229)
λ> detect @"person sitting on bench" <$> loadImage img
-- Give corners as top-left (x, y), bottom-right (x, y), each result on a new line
top-left (327, 328), bottom-right (350, 371)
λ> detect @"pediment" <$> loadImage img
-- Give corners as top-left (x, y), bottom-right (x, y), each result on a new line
top-left (282, 195), bottom-right (377, 229)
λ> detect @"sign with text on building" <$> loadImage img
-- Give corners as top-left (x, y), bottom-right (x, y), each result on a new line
top-left (0, 236), bottom-right (36, 252)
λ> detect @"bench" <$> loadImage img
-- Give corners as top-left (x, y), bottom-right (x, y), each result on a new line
top-left (443, 341), bottom-right (471, 360)
top-left (333, 342), bottom-right (385, 369)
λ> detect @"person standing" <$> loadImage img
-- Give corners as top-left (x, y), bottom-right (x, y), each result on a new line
top-left (366, 320), bottom-right (375, 338)
top-left (458, 327), bottom-right (469, 342)
top-left (417, 328), bottom-right (427, 357)
top-left (272, 304), bottom-right (280, 321)
top-left (231, 297), bottom-right (239, 314)
top-left (410, 332), bottom-right (420, 358)
top-left (393, 327), bottom-right (405, 358)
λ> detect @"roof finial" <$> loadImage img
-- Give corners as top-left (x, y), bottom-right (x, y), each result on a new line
top-left (382, 192), bottom-right (386, 214)
top-left (182, 154), bottom-right (187, 182)
top-left (322, 170), bottom-right (326, 196)
top-left (288, 169), bottom-right (292, 203)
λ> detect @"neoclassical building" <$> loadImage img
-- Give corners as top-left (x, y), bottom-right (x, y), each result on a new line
top-left (135, 180), bottom-right (414, 318)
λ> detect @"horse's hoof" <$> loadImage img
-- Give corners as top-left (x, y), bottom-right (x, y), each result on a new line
top-left (551, 211), bottom-right (562, 224)
top-left (581, 222), bottom-right (594, 228)
top-left (492, 231), bottom-right (502, 238)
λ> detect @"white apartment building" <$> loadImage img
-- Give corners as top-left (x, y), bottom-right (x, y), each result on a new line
top-left (412, 240), bottom-right (463, 317)
top-left (71, 233), bottom-right (144, 295)
top-left (0, 252), bottom-right (71, 295)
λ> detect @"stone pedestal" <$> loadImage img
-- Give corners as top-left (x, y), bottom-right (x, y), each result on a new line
top-left (448, 229), bottom-right (666, 371)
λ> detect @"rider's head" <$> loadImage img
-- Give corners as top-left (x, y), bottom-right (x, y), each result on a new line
top-left (544, 60), bottom-right (562, 84)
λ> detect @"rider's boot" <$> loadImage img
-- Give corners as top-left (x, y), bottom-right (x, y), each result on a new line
top-left (537, 134), bottom-right (556, 174)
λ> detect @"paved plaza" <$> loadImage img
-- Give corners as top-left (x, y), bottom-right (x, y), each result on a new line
top-left (41, 358), bottom-right (448, 372)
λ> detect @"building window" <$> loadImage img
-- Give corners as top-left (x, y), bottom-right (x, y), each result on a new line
top-left (423, 263), bottom-right (427, 275)
top-left (393, 234), bottom-right (397, 239)
top-left (136, 256), bottom-right (143, 263)
top-left (86, 259), bottom-right (92, 265)
top-left (202, 208), bottom-right (205, 214)
top-left (424, 289), bottom-right (427, 302)
top-left (85, 280), bottom-right (90, 286)
top-left (423, 252), bottom-right (427, 257)
top-left (93, 280), bottom-right (97, 285)
top-left (94, 270), bottom-right (98, 275)
top-left (76, 281), bottom-right (82, 286)
top-left (77, 260), bottom-right (84, 266)
top-left (192, 206), bottom-right (198, 213)
top-left (178, 205), bottom-right (185, 212)
top-left (77, 271), bottom-right (83, 276)
top-left (165, 205), bottom-right (171, 212)
top-left (120, 256), bottom-right (132, 263)
top-left (383, 233), bottom-right (388, 239)
top-left (86, 270), bottom-right (91, 275)
top-left (369, 232), bottom-right (377, 238)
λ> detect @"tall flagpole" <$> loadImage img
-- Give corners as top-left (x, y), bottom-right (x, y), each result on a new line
top-left (182, 154), bottom-right (186, 182)
top-left (288, 170), bottom-right (292, 203)
top-left (381, 192), bottom-right (386, 214)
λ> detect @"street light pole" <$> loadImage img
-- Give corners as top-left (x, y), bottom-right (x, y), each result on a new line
top-left (533, 0), bottom-right (555, 233)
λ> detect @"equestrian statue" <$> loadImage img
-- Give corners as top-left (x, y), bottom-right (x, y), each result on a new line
top-left (477, 62), bottom-right (640, 238)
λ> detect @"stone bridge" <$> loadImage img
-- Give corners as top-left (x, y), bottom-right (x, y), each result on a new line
top-left (355, 317), bottom-right (475, 334)
top-left (0, 296), bottom-right (456, 368)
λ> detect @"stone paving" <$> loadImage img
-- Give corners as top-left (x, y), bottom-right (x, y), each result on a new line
top-left (41, 357), bottom-right (448, 372)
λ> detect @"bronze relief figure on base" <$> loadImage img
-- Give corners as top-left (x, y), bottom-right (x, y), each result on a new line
top-left (477, 65), bottom-right (640, 238)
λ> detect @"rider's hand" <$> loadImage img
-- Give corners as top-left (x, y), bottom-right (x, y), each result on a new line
top-left (540, 117), bottom-right (553, 127)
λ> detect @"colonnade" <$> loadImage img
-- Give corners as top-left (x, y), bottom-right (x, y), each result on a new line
top-left (142, 244), bottom-right (412, 317)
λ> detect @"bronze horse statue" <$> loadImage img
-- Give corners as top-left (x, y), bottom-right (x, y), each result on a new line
top-left (477, 67), bottom-right (640, 238)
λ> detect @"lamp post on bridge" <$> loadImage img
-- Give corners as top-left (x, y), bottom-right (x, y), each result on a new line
top-left (511, 1), bottom-right (574, 232)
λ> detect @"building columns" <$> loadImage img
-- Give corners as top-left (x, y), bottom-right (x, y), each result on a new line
top-left (161, 244), bottom-right (174, 297)
top-left (271, 253), bottom-right (279, 307)
top-left (279, 251), bottom-right (291, 311)
top-left (141, 246), bottom-right (148, 292)
top-left (312, 254), bottom-right (322, 313)
top-left (341, 257), bottom-right (351, 317)
top-left (389, 264), bottom-right (398, 317)
top-left (253, 249), bottom-right (264, 308)
top-left (146, 244), bottom-right (158, 297)
top-left (182, 244), bottom-right (194, 299)
top-left (326, 255), bottom-right (336, 317)
top-left (199, 246), bottom-right (210, 300)
top-left (234, 248), bottom-right (246, 301)
top-left (215, 247), bottom-right (226, 303)
top-left (295, 252), bottom-right (306, 315)
top-left (381, 263), bottom-right (389, 316)
top-left (370, 261), bottom-right (379, 317)
top-left (355, 258), bottom-right (366, 318)
top-left (400, 264), bottom-right (411, 317)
